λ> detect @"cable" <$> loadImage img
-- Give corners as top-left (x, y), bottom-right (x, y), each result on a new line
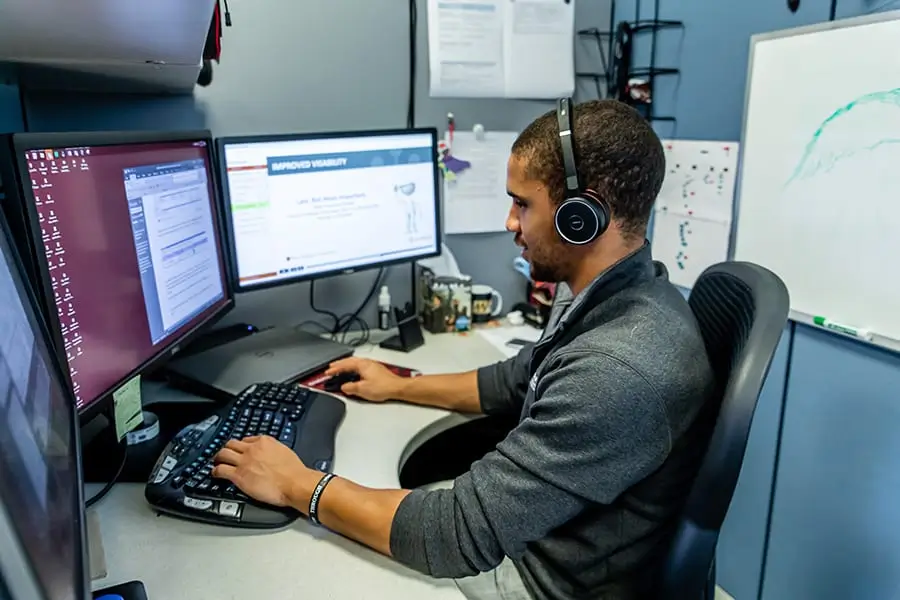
top-left (306, 268), bottom-right (384, 344)
top-left (296, 314), bottom-right (369, 346)
top-left (295, 319), bottom-right (335, 337)
top-left (339, 268), bottom-right (384, 326)
top-left (333, 268), bottom-right (385, 342)
top-left (85, 441), bottom-right (127, 508)
top-left (407, 0), bottom-right (418, 128)
top-left (309, 280), bottom-right (341, 333)
top-left (828, 0), bottom-right (837, 20)
top-left (337, 313), bottom-right (371, 347)
top-left (16, 86), bottom-right (30, 131)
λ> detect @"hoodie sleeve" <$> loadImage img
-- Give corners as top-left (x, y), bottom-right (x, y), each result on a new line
top-left (389, 350), bottom-right (671, 578)
top-left (474, 344), bottom-right (534, 416)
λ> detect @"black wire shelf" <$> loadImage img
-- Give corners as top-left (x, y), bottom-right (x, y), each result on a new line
top-left (629, 67), bottom-right (680, 78)
top-left (630, 19), bottom-right (684, 33)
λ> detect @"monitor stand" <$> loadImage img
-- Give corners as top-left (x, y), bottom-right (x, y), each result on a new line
top-left (162, 325), bottom-right (354, 399)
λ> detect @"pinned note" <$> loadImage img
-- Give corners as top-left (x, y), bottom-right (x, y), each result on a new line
top-left (113, 375), bottom-right (143, 441)
top-left (443, 130), bottom-right (518, 234)
top-left (426, 0), bottom-right (575, 99)
top-left (652, 139), bottom-right (739, 289)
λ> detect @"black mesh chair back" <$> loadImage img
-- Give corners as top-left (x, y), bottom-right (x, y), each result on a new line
top-left (657, 261), bottom-right (790, 599)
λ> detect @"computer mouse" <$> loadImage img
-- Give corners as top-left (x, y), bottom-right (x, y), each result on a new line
top-left (323, 371), bottom-right (360, 393)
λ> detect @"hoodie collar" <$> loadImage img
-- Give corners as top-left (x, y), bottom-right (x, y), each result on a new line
top-left (547, 241), bottom-right (655, 334)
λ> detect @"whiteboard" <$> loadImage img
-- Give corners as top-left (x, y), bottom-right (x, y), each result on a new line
top-left (652, 140), bottom-right (739, 288)
top-left (732, 11), bottom-right (900, 352)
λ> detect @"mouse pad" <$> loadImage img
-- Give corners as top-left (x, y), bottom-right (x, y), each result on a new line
top-left (299, 361), bottom-right (421, 398)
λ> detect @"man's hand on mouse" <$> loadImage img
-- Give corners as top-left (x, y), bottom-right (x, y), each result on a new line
top-left (212, 436), bottom-right (317, 507)
top-left (325, 357), bottom-right (402, 402)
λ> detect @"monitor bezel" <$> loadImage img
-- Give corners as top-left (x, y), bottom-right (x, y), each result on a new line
top-left (0, 209), bottom-right (90, 600)
top-left (9, 129), bottom-right (236, 423)
top-left (215, 127), bottom-right (443, 294)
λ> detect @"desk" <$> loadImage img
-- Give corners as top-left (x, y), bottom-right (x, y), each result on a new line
top-left (90, 330), bottom-right (509, 600)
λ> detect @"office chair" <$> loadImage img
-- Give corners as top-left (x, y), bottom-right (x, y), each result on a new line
top-left (656, 261), bottom-right (790, 600)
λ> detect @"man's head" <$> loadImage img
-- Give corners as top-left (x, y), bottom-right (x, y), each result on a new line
top-left (505, 99), bottom-right (665, 286)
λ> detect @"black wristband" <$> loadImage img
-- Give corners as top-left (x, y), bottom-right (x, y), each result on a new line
top-left (308, 472), bottom-right (336, 526)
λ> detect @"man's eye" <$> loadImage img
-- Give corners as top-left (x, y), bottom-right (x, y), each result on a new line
top-left (514, 199), bottom-right (526, 208)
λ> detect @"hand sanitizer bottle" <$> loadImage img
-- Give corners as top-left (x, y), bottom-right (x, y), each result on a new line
top-left (377, 285), bottom-right (392, 330)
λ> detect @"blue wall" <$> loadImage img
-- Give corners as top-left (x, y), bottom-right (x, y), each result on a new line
top-left (617, 0), bottom-right (900, 598)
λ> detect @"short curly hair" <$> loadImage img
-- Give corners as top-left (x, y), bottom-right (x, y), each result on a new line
top-left (511, 99), bottom-right (665, 239)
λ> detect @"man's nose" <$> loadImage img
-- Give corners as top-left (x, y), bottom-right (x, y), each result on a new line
top-left (506, 205), bottom-right (520, 233)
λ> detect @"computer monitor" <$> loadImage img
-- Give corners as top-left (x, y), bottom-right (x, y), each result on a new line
top-left (0, 211), bottom-right (90, 600)
top-left (6, 131), bottom-right (234, 420)
top-left (216, 128), bottom-right (442, 291)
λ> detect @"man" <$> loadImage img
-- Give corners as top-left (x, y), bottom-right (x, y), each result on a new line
top-left (212, 99), bottom-right (716, 599)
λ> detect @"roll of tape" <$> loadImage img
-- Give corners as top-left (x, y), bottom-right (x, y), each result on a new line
top-left (126, 411), bottom-right (160, 446)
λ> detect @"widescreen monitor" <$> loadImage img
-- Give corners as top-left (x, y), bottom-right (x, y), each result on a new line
top-left (216, 128), bottom-right (441, 291)
top-left (0, 211), bottom-right (90, 600)
top-left (8, 131), bottom-right (233, 419)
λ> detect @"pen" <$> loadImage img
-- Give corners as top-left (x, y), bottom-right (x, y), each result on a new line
top-left (447, 112), bottom-right (455, 147)
top-left (812, 316), bottom-right (872, 340)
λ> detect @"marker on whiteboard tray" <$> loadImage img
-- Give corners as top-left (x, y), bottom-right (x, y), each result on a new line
top-left (812, 316), bottom-right (872, 340)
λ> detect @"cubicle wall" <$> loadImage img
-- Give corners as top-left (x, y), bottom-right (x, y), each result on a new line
top-left (4, 0), bottom-right (612, 333)
top-left (616, 0), bottom-right (900, 598)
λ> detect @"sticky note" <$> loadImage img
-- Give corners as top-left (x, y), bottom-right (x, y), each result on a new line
top-left (113, 375), bottom-right (143, 441)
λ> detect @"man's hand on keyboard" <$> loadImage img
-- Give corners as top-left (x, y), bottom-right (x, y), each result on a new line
top-left (212, 436), bottom-right (317, 507)
top-left (324, 357), bottom-right (402, 402)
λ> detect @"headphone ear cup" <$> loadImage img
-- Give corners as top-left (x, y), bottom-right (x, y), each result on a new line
top-left (555, 191), bottom-right (610, 245)
top-left (582, 189), bottom-right (610, 234)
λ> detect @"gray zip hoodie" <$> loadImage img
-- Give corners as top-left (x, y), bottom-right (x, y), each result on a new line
top-left (390, 242), bottom-right (716, 599)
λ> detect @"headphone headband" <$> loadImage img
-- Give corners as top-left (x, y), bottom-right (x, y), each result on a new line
top-left (556, 97), bottom-right (581, 196)
top-left (553, 97), bottom-right (611, 245)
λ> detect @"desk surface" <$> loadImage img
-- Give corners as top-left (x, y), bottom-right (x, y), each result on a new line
top-left (91, 330), bottom-right (509, 600)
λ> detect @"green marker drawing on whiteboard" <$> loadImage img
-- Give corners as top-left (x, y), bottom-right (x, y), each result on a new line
top-left (785, 88), bottom-right (900, 187)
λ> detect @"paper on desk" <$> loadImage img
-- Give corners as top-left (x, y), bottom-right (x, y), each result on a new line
top-left (86, 509), bottom-right (107, 580)
top-left (427, 0), bottom-right (575, 99)
top-left (444, 130), bottom-right (518, 234)
top-left (113, 374), bottom-right (143, 441)
top-left (477, 325), bottom-right (543, 359)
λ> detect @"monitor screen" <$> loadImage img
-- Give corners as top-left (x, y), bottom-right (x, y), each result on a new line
top-left (0, 213), bottom-right (88, 600)
top-left (218, 129), bottom-right (441, 290)
top-left (12, 132), bottom-right (232, 415)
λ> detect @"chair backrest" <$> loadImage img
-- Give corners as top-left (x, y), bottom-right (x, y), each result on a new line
top-left (656, 261), bottom-right (790, 599)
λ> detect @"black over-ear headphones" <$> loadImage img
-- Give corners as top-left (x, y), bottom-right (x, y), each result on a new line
top-left (554, 97), bottom-right (611, 245)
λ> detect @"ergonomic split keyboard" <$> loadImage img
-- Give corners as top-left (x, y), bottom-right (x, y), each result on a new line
top-left (145, 381), bottom-right (346, 529)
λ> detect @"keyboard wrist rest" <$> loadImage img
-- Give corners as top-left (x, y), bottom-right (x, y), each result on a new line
top-left (294, 390), bottom-right (346, 471)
